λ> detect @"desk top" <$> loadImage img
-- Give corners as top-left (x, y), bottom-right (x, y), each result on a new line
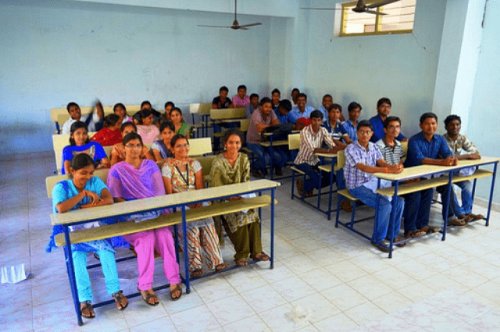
top-left (314, 152), bottom-right (337, 158)
top-left (259, 140), bottom-right (288, 147)
top-left (51, 179), bottom-right (280, 226)
top-left (373, 156), bottom-right (499, 181)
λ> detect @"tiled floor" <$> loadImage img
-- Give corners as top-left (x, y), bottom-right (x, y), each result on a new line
top-left (1, 153), bottom-right (500, 331)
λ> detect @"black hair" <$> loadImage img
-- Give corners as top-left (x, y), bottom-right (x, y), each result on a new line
top-left (120, 121), bottom-right (137, 132)
top-left (170, 107), bottom-right (184, 122)
top-left (70, 153), bottom-right (96, 172)
top-left (164, 101), bottom-right (175, 109)
top-left (160, 120), bottom-right (175, 133)
top-left (310, 110), bottom-right (324, 119)
top-left (237, 85), bottom-right (247, 91)
top-left (271, 88), bottom-right (281, 96)
top-left (223, 129), bottom-right (243, 145)
top-left (377, 97), bottom-right (392, 108)
top-left (133, 111), bottom-right (142, 124)
top-left (444, 114), bottom-right (461, 127)
top-left (348, 102), bottom-right (362, 112)
top-left (123, 132), bottom-right (143, 146)
top-left (66, 102), bottom-right (79, 112)
top-left (113, 103), bottom-right (127, 114)
top-left (219, 86), bottom-right (229, 93)
top-left (141, 100), bottom-right (152, 109)
top-left (69, 121), bottom-right (89, 146)
top-left (171, 134), bottom-right (189, 148)
top-left (260, 97), bottom-right (272, 106)
top-left (103, 114), bottom-right (120, 128)
top-left (298, 93), bottom-right (307, 100)
top-left (384, 116), bottom-right (401, 128)
top-left (291, 88), bottom-right (300, 93)
top-left (279, 99), bottom-right (292, 112)
top-left (323, 94), bottom-right (333, 100)
top-left (328, 103), bottom-right (342, 113)
top-left (357, 120), bottom-right (373, 131)
top-left (250, 93), bottom-right (259, 99)
top-left (140, 109), bottom-right (152, 119)
top-left (420, 112), bottom-right (438, 124)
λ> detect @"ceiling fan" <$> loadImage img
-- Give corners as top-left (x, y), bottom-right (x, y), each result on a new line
top-left (301, 0), bottom-right (400, 15)
top-left (198, 0), bottom-right (262, 30)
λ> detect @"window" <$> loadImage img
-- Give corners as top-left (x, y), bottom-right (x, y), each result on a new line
top-left (340, 0), bottom-right (416, 36)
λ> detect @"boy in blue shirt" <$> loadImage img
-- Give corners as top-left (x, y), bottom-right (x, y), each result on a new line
top-left (342, 102), bottom-right (361, 143)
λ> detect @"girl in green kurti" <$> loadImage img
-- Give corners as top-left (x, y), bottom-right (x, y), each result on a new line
top-left (209, 130), bottom-right (270, 266)
top-left (170, 107), bottom-right (191, 138)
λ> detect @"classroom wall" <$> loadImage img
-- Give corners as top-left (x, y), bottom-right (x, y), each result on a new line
top-left (467, 0), bottom-right (500, 204)
top-left (0, 0), bottom-right (285, 156)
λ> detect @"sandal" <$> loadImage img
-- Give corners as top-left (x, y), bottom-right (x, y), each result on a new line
top-left (80, 301), bottom-right (95, 319)
top-left (235, 258), bottom-right (248, 267)
top-left (190, 269), bottom-right (203, 278)
top-left (252, 252), bottom-right (270, 262)
top-left (112, 290), bottom-right (128, 311)
top-left (170, 284), bottom-right (182, 301)
top-left (215, 262), bottom-right (229, 273)
top-left (139, 289), bottom-right (159, 306)
top-left (405, 230), bottom-right (426, 238)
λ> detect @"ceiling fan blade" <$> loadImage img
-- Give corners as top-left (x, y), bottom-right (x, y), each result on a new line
top-left (366, 0), bottom-right (400, 9)
top-left (300, 7), bottom-right (341, 10)
top-left (238, 22), bottom-right (262, 28)
top-left (197, 25), bottom-right (232, 28)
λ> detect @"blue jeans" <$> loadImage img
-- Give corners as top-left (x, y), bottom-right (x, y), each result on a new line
top-left (246, 143), bottom-right (284, 173)
top-left (73, 249), bottom-right (120, 302)
top-left (452, 181), bottom-right (473, 215)
top-left (403, 188), bottom-right (433, 232)
top-left (349, 185), bottom-right (404, 244)
top-left (296, 163), bottom-right (335, 192)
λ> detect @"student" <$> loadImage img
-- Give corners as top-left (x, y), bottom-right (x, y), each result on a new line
top-left (151, 120), bottom-right (175, 165)
top-left (404, 112), bottom-right (458, 238)
top-left (136, 109), bottom-right (160, 145)
top-left (212, 86), bottom-right (234, 109)
top-left (375, 116), bottom-right (405, 165)
top-left (276, 99), bottom-right (292, 124)
top-left (210, 130), bottom-right (269, 266)
top-left (140, 100), bottom-right (162, 122)
top-left (107, 132), bottom-right (182, 304)
top-left (288, 93), bottom-right (315, 124)
top-left (324, 103), bottom-right (348, 147)
top-left (442, 114), bottom-right (483, 222)
top-left (61, 102), bottom-right (103, 134)
top-left (48, 154), bottom-right (128, 318)
top-left (162, 135), bottom-right (228, 277)
top-left (318, 94), bottom-right (333, 121)
top-left (344, 120), bottom-right (405, 252)
top-left (245, 93), bottom-right (260, 118)
top-left (232, 85), bottom-right (250, 107)
top-left (294, 110), bottom-right (339, 197)
top-left (110, 122), bottom-right (153, 165)
top-left (113, 103), bottom-right (132, 124)
top-left (271, 88), bottom-right (281, 113)
top-left (342, 102), bottom-right (362, 143)
top-left (246, 97), bottom-right (284, 177)
top-left (291, 88), bottom-right (300, 106)
top-left (170, 107), bottom-right (191, 138)
top-left (163, 101), bottom-right (175, 122)
top-left (369, 97), bottom-right (406, 143)
top-left (62, 121), bottom-right (109, 175)
top-left (90, 114), bottom-right (123, 146)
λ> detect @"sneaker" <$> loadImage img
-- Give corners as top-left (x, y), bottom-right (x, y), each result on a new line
top-left (448, 217), bottom-right (466, 227)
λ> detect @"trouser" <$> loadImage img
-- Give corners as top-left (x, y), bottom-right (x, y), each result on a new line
top-left (296, 163), bottom-right (336, 192)
top-left (403, 188), bottom-right (434, 233)
top-left (178, 222), bottom-right (223, 271)
top-left (349, 185), bottom-right (404, 244)
top-left (246, 143), bottom-right (285, 173)
top-left (124, 227), bottom-right (181, 291)
top-left (438, 181), bottom-right (473, 217)
top-left (73, 249), bottom-right (120, 303)
top-left (222, 218), bottom-right (263, 260)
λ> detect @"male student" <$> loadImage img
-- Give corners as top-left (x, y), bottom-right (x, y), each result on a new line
top-left (344, 120), bottom-right (405, 252)
top-left (212, 86), bottom-right (234, 109)
top-left (245, 93), bottom-right (260, 118)
top-left (404, 112), bottom-right (457, 238)
top-left (288, 93), bottom-right (315, 124)
top-left (271, 88), bottom-right (281, 113)
top-left (61, 101), bottom-right (103, 134)
top-left (342, 102), bottom-right (362, 143)
top-left (294, 110), bottom-right (339, 197)
top-left (276, 99), bottom-right (292, 124)
top-left (323, 103), bottom-right (348, 147)
top-left (318, 94), bottom-right (333, 121)
top-left (375, 116), bottom-right (405, 165)
top-left (369, 97), bottom-right (406, 143)
top-left (232, 84), bottom-right (250, 107)
top-left (246, 97), bottom-right (285, 177)
top-left (291, 88), bottom-right (300, 106)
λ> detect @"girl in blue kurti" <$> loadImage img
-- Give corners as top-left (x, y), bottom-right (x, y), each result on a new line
top-left (62, 121), bottom-right (109, 174)
top-left (49, 154), bottom-right (127, 319)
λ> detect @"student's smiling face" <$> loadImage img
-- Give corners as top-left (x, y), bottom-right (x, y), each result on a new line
top-left (357, 126), bottom-right (373, 145)
top-left (420, 117), bottom-right (438, 136)
top-left (272, 92), bottom-right (280, 105)
top-left (121, 125), bottom-right (136, 138)
top-left (322, 96), bottom-right (333, 109)
top-left (170, 111), bottom-right (182, 125)
top-left (384, 120), bottom-right (401, 139)
top-left (261, 102), bottom-right (272, 116)
top-left (68, 105), bottom-right (81, 120)
top-left (225, 134), bottom-right (242, 154)
top-left (161, 127), bottom-right (175, 144)
top-left (446, 119), bottom-right (461, 136)
top-left (377, 102), bottom-right (391, 117)
top-left (173, 138), bottom-right (189, 159)
top-left (72, 128), bottom-right (88, 146)
top-left (114, 105), bottom-right (126, 118)
top-left (71, 164), bottom-right (94, 189)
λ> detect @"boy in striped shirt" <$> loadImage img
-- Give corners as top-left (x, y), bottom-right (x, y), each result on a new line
top-left (375, 116), bottom-right (405, 165)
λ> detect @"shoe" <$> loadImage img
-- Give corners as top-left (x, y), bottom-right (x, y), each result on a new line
top-left (296, 179), bottom-right (304, 196)
top-left (341, 200), bottom-right (352, 212)
top-left (393, 236), bottom-right (407, 248)
top-left (448, 217), bottom-right (466, 227)
top-left (274, 167), bottom-right (283, 176)
top-left (372, 241), bottom-right (390, 253)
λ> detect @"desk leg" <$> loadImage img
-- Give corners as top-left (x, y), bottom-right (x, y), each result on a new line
top-left (181, 206), bottom-right (191, 293)
top-left (317, 169), bottom-right (322, 210)
top-left (270, 188), bottom-right (275, 269)
top-left (442, 173), bottom-right (453, 241)
top-left (388, 182), bottom-right (399, 259)
top-left (486, 162), bottom-right (498, 227)
top-left (269, 141), bottom-right (274, 179)
top-left (63, 227), bottom-right (83, 326)
top-left (327, 159), bottom-right (335, 221)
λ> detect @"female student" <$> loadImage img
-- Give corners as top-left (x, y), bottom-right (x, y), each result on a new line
top-left (90, 114), bottom-right (123, 146)
top-left (62, 121), bottom-right (109, 175)
top-left (151, 120), bottom-right (175, 165)
top-left (136, 109), bottom-right (160, 145)
top-left (113, 103), bottom-right (133, 124)
top-left (169, 107), bottom-right (191, 138)
top-left (210, 130), bottom-right (269, 266)
top-left (48, 154), bottom-right (128, 318)
top-left (110, 122), bottom-right (153, 165)
top-left (107, 132), bottom-right (182, 304)
top-left (162, 135), bottom-right (227, 277)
